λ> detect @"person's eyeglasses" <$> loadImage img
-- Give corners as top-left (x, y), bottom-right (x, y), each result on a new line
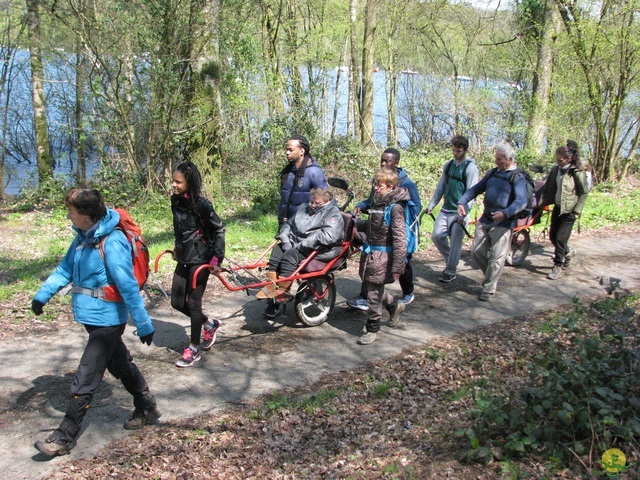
top-left (310, 201), bottom-right (325, 206)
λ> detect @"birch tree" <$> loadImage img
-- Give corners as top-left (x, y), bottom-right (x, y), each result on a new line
top-left (25, 0), bottom-right (53, 184)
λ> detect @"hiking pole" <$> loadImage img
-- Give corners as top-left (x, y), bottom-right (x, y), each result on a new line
top-left (417, 208), bottom-right (436, 226)
top-left (447, 215), bottom-right (473, 238)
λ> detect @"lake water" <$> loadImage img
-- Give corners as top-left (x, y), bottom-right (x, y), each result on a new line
top-left (1, 52), bottom-right (517, 195)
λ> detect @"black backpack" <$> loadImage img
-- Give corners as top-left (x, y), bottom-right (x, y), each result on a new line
top-left (444, 159), bottom-right (471, 186)
top-left (487, 167), bottom-right (536, 219)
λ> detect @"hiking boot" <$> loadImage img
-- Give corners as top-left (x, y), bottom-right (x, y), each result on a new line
top-left (478, 291), bottom-right (493, 301)
top-left (123, 406), bottom-right (162, 430)
top-left (439, 272), bottom-right (457, 283)
top-left (398, 293), bottom-right (414, 305)
top-left (175, 347), bottom-right (201, 368)
top-left (199, 319), bottom-right (221, 351)
top-left (347, 295), bottom-right (369, 311)
top-left (34, 438), bottom-right (72, 457)
top-left (357, 331), bottom-right (378, 345)
top-left (547, 265), bottom-right (563, 280)
top-left (263, 300), bottom-right (280, 319)
top-left (563, 248), bottom-right (577, 269)
top-left (388, 301), bottom-right (406, 327)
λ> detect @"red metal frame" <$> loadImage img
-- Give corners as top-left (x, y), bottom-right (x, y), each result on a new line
top-left (154, 237), bottom-right (359, 292)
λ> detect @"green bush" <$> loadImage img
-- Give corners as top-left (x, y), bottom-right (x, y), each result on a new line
top-left (458, 295), bottom-right (640, 466)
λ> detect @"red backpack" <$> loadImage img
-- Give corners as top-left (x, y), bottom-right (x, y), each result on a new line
top-left (98, 208), bottom-right (150, 302)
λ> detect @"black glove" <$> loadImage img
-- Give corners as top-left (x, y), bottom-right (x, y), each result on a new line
top-left (140, 332), bottom-right (154, 346)
top-left (31, 300), bottom-right (44, 316)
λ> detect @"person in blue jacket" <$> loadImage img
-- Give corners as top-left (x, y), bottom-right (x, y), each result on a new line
top-left (348, 148), bottom-right (422, 310)
top-left (278, 135), bottom-right (328, 224)
top-left (31, 189), bottom-right (160, 457)
top-left (457, 141), bottom-right (528, 301)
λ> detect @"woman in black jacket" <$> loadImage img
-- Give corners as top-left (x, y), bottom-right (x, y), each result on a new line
top-left (171, 162), bottom-right (226, 367)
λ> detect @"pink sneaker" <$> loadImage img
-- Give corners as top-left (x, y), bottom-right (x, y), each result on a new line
top-left (175, 347), bottom-right (201, 368)
top-left (199, 319), bottom-right (221, 351)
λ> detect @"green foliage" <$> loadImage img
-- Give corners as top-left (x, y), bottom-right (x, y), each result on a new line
top-left (249, 392), bottom-right (290, 420)
top-left (16, 176), bottom-right (71, 211)
top-left (458, 295), bottom-right (640, 467)
top-left (371, 380), bottom-right (403, 397)
top-left (424, 346), bottom-right (446, 362)
top-left (579, 188), bottom-right (640, 229)
top-left (92, 161), bottom-right (149, 209)
top-left (299, 389), bottom-right (338, 412)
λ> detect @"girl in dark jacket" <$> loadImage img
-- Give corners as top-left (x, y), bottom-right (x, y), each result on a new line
top-left (171, 162), bottom-right (226, 367)
top-left (539, 143), bottom-right (589, 280)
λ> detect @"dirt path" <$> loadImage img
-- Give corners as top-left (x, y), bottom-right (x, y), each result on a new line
top-left (1, 232), bottom-right (639, 480)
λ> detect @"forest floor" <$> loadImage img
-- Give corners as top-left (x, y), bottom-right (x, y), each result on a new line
top-left (1, 213), bottom-right (639, 479)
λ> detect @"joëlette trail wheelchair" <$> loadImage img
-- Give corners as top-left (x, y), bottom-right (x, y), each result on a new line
top-left (154, 177), bottom-right (361, 327)
top-left (507, 165), bottom-right (551, 266)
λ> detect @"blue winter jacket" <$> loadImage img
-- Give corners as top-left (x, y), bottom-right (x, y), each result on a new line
top-left (33, 208), bottom-right (154, 337)
top-left (356, 168), bottom-right (422, 219)
top-left (457, 166), bottom-right (528, 229)
top-left (278, 158), bottom-right (329, 223)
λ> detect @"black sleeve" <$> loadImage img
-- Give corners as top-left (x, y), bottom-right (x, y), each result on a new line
top-left (197, 197), bottom-right (226, 262)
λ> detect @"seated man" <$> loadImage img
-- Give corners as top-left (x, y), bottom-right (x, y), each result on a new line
top-left (256, 188), bottom-right (344, 318)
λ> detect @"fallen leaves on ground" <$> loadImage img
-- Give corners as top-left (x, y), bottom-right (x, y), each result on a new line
top-left (44, 295), bottom-right (639, 479)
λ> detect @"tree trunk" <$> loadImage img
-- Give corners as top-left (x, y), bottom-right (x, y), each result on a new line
top-left (525, 1), bottom-right (558, 158)
top-left (1, 22), bottom-right (19, 197)
top-left (555, 0), bottom-right (637, 182)
top-left (331, 36), bottom-right (349, 138)
top-left (360, 0), bottom-right (377, 148)
top-left (26, 0), bottom-right (53, 184)
top-left (190, 0), bottom-right (224, 193)
top-left (347, 0), bottom-right (360, 139)
top-left (75, 37), bottom-right (86, 183)
top-left (261, 0), bottom-right (285, 116)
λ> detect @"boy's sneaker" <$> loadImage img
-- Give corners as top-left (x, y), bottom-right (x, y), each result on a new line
top-left (347, 295), bottom-right (369, 311)
top-left (478, 291), bottom-right (493, 301)
top-left (123, 406), bottom-right (162, 430)
top-left (547, 265), bottom-right (563, 280)
top-left (439, 272), bottom-right (457, 283)
top-left (357, 331), bottom-right (378, 345)
top-left (175, 347), bottom-right (201, 368)
top-left (263, 301), bottom-right (280, 319)
top-left (200, 319), bottom-right (221, 351)
top-left (34, 438), bottom-right (72, 457)
top-left (398, 294), bottom-right (414, 305)
top-left (387, 301), bottom-right (406, 327)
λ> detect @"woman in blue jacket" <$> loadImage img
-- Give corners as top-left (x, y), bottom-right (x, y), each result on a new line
top-left (31, 189), bottom-right (159, 456)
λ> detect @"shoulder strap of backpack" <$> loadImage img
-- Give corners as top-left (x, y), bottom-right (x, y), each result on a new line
top-left (444, 160), bottom-right (454, 182)
top-left (97, 229), bottom-right (121, 264)
top-left (570, 169), bottom-right (586, 196)
top-left (383, 202), bottom-right (395, 227)
top-left (445, 159), bottom-right (470, 184)
top-left (485, 167), bottom-right (499, 180)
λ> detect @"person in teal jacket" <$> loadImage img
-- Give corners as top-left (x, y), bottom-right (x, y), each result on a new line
top-left (31, 188), bottom-right (160, 457)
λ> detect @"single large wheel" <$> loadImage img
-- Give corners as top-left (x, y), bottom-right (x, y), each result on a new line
top-left (294, 275), bottom-right (336, 326)
top-left (507, 229), bottom-right (531, 266)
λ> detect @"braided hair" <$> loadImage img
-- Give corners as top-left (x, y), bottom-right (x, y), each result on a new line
top-left (565, 140), bottom-right (584, 170)
top-left (174, 161), bottom-right (203, 211)
top-left (280, 135), bottom-right (313, 186)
